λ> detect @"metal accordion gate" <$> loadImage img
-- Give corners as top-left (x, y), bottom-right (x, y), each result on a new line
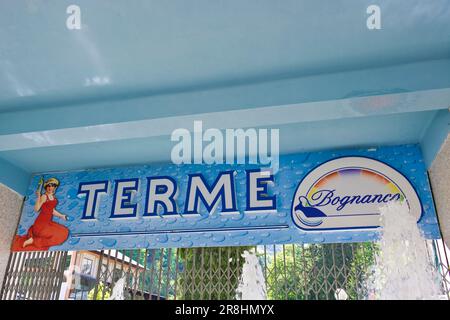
top-left (0, 251), bottom-right (68, 300)
top-left (2, 240), bottom-right (449, 300)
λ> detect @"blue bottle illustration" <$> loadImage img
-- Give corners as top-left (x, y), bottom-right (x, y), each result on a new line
top-left (294, 196), bottom-right (326, 227)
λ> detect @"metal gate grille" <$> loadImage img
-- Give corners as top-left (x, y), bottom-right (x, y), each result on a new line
top-left (1, 251), bottom-right (67, 300)
top-left (1, 239), bottom-right (449, 300)
top-left (79, 240), bottom-right (449, 300)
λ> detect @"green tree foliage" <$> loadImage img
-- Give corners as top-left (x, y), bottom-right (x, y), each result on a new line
top-left (265, 243), bottom-right (378, 300)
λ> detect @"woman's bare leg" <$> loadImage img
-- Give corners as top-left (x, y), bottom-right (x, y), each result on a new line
top-left (23, 237), bottom-right (34, 247)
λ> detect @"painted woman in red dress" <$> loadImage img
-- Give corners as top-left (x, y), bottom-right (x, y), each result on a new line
top-left (12, 178), bottom-right (69, 251)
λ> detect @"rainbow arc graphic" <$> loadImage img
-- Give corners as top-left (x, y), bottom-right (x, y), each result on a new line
top-left (306, 168), bottom-right (405, 206)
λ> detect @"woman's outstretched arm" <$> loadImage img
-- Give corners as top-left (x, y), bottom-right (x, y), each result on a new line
top-left (53, 209), bottom-right (67, 220)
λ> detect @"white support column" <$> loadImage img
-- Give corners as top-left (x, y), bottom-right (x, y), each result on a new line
top-left (0, 183), bottom-right (24, 288)
top-left (429, 135), bottom-right (450, 248)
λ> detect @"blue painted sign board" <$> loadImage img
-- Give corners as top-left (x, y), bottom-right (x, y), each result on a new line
top-left (12, 144), bottom-right (440, 252)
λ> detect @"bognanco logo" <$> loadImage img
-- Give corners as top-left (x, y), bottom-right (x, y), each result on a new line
top-left (291, 157), bottom-right (422, 231)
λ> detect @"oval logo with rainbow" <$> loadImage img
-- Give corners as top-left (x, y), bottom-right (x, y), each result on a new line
top-left (291, 157), bottom-right (422, 231)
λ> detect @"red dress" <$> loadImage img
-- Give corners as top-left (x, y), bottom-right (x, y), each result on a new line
top-left (12, 196), bottom-right (69, 251)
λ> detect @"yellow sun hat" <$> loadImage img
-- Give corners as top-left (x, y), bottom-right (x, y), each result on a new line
top-left (43, 177), bottom-right (60, 188)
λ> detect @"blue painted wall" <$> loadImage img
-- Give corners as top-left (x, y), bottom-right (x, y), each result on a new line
top-left (0, 158), bottom-right (30, 195)
top-left (421, 109), bottom-right (450, 168)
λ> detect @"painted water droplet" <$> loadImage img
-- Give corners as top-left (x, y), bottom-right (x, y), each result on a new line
top-left (68, 238), bottom-right (81, 245)
top-left (67, 188), bottom-right (79, 199)
top-left (166, 218), bottom-right (177, 224)
top-left (231, 214), bottom-right (245, 221)
top-left (171, 235), bottom-right (181, 242)
top-left (158, 222), bottom-right (167, 228)
top-left (181, 241), bottom-right (193, 247)
top-left (312, 236), bottom-right (325, 243)
top-left (156, 234), bottom-right (169, 243)
top-left (275, 236), bottom-right (291, 243)
top-left (100, 238), bottom-right (117, 247)
top-left (212, 235), bottom-right (226, 242)
top-left (137, 241), bottom-right (149, 248)
top-left (230, 231), bottom-right (248, 238)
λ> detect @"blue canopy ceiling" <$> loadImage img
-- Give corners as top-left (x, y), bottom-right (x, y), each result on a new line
top-left (0, 0), bottom-right (449, 194)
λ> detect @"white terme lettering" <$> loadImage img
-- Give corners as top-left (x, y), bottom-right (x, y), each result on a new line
top-left (185, 171), bottom-right (237, 214)
top-left (111, 179), bottom-right (139, 218)
top-left (144, 177), bottom-right (178, 216)
top-left (246, 170), bottom-right (276, 212)
top-left (78, 181), bottom-right (108, 220)
top-left (78, 170), bottom-right (278, 219)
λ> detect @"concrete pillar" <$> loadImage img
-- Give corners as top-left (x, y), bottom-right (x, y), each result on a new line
top-left (0, 183), bottom-right (23, 288)
top-left (429, 134), bottom-right (450, 248)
